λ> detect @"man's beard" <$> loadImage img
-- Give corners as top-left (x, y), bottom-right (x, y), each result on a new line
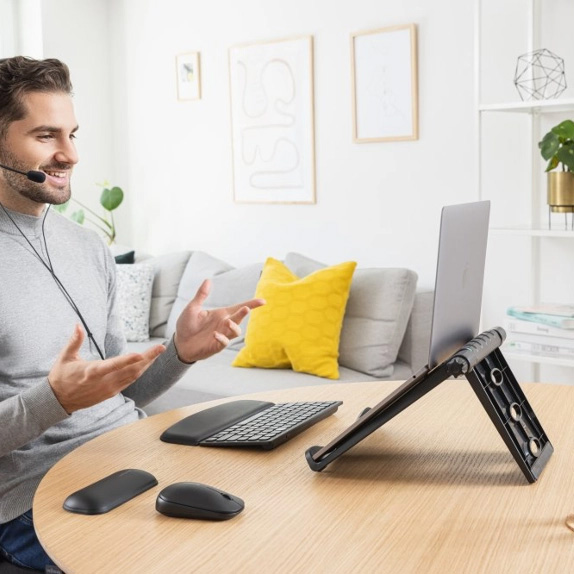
top-left (0, 148), bottom-right (72, 205)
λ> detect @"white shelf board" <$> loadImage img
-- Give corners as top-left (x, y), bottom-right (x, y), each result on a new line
top-left (490, 227), bottom-right (574, 238)
top-left (479, 99), bottom-right (574, 114)
top-left (504, 350), bottom-right (574, 368)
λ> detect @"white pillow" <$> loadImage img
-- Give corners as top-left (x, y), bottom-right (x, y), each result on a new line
top-left (115, 263), bottom-right (155, 342)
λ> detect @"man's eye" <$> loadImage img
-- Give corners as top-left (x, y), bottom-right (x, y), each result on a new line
top-left (70, 133), bottom-right (77, 140)
top-left (38, 134), bottom-right (54, 141)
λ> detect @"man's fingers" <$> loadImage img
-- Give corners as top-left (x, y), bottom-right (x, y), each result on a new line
top-left (99, 345), bottom-right (166, 391)
top-left (190, 279), bottom-right (212, 308)
top-left (59, 324), bottom-right (85, 361)
top-left (49, 343), bottom-right (167, 413)
top-left (91, 344), bottom-right (166, 378)
top-left (227, 298), bottom-right (265, 316)
top-left (228, 305), bottom-right (253, 327)
top-left (214, 332), bottom-right (230, 347)
top-left (226, 319), bottom-right (242, 338)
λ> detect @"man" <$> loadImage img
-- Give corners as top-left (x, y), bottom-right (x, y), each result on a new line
top-left (0, 56), bottom-right (264, 572)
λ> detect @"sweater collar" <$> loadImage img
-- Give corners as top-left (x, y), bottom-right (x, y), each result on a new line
top-left (0, 204), bottom-right (50, 238)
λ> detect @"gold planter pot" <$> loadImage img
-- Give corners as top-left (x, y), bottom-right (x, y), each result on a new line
top-left (548, 171), bottom-right (574, 213)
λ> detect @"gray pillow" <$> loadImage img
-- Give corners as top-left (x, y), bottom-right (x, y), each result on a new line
top-left (284, 252), bottom-right (418, 378)
top-left (166, 252), bottom-right (262, 348)
top-left (145, 251), bottom-right (192, 337)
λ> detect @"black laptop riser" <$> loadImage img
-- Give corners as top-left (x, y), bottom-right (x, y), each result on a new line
top-left (306, 327), bottom-right (553, 483)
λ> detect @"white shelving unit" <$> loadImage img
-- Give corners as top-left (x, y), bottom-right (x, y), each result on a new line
top-left (504, 351), bottom-right (574, 369)
top-left (475, 0), bottom-right (574, 382)
top-left (480, 98), bottom-right (574, 114)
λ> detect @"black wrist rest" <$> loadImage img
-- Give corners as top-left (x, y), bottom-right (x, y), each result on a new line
top-left (159, 400), bottom-right (274, 446)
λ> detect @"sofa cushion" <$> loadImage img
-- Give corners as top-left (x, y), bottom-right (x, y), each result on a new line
top-left (146, 251), bottom-right (192, 337)
top-left (166, 252), bottom-right (262, 347)
top-left (128, 339), bottom-right (413, 402)
top-left (233, 257), bottom-right (356, 379)
top-left (115, 263), bottom-right (155, 342)
top-left (284, 253), bottom-right (417, 378)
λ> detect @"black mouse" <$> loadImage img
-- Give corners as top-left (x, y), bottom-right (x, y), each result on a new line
top-left (155, 482), bottom-right (244, 520)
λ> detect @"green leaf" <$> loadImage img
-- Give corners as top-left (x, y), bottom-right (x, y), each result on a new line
top-left (100, 186), bottom-right (124, 211)
top-left (557, 143), bottom-right (574, 171)
top-left (551, 119), bottom-right (574, 141)
top-left (545, 156), bottom-right (559, 172)
top-left (71, 209), bottom-right (85, 224)
top-left (539, 132), bottom-right (560, 160)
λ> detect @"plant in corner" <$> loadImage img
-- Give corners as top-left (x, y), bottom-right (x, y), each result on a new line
top-left (538, 119), bottom-right (574, 221)
top-left (54, 182), bottom-right (124, 244)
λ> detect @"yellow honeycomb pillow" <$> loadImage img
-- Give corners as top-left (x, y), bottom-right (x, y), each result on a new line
top-left (233, 257), bottom-right (357, 379)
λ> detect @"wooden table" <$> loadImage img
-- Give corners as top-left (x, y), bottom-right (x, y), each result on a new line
top-left (34, 380), bottom-right (574, 573)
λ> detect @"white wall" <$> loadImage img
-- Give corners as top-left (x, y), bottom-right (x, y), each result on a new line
top-left (103, 0), bottom-right (477, 289)
top-left (9, 0), bottom-right (476, 288)
top-left (41, 0), bottom-right (116, 214)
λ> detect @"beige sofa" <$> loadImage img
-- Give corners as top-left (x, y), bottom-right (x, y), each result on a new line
top-left (120, 251), bottom-right (433, 414)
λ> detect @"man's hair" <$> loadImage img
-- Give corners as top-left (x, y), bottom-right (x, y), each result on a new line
top-left (0, 56), bottom-right (73, 139)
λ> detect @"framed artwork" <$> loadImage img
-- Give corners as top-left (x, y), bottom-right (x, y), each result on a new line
top-left (228, 36), bottom-right (316, 204)
top-left (176, 52), bottom-right (201, 101)
top-left (351, 24), bottom-right (418, 142)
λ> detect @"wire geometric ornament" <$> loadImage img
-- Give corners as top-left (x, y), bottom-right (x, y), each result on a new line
top-left (514, 49), bottom-right (567, 101)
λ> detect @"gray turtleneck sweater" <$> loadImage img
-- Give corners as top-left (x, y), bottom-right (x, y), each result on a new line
top-left (0, 206), bottom-right (191, 523)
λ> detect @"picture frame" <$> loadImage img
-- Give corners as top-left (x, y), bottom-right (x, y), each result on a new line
top-left (228, 36), bottom-right (316, 204)
top-left (176, 52), bottom-right (201, 101)
top-left (351, 24), bottom-right (418, 142)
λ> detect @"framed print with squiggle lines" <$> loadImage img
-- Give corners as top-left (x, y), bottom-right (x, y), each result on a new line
top-left (228, 36), bottom-right (316, 204)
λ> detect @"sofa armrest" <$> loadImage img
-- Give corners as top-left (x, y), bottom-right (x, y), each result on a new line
top-left (397, 290), bottom-right (433, 374)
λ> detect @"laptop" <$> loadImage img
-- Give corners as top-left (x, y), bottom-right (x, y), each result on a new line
top-left (428, 200), bottom-right (491, 368)
top-left (306, 200), bottom-right (491, 467)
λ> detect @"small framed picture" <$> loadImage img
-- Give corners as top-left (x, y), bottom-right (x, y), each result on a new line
top-left (176, 52), bottom-right (201, 101)
top-left (351, 24), bottom-right (418, 142)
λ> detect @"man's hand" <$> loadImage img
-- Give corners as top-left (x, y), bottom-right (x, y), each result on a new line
top-left (48, 324), bottom-right (166, 413)
top-left (173, 279), bottom-right (265, 364)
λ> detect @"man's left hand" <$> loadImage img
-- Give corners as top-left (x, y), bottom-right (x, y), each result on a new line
top-left (173, 279), bottom-right (265, 364)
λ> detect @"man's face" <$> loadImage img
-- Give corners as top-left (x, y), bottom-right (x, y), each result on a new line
top-left (0, 91), bottom-right (79, 215)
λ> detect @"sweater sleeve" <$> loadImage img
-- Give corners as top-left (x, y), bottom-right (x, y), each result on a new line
top-left (122, 336), bottom-right (193, 407)
top-left (0, 378), bottom-right (69, 458)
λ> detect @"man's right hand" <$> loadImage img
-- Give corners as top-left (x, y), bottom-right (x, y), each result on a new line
top-left (48, 324), bottom-right (166, 414)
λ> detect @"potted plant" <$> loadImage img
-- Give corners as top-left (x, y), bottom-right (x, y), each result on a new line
top-left (538, 119), bottom-right (574, 214)
top-left (55, 182), bottom-right (124, 244)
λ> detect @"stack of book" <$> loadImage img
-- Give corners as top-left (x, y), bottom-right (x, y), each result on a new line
top-left (506, 304), bottom-right (574, 359)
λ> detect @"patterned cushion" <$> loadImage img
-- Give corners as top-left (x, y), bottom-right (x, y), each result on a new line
top-left (115, 263), bottom-right (155, 342)
top-left (233, 257), bottom-right (357, 379)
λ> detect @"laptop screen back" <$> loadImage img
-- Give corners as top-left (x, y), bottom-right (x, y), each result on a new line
top-left (428, 201), bottom-right (490, 368)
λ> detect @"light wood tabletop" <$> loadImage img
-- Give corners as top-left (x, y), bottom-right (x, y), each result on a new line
top-left (34, 379), bottom-right (574, 573)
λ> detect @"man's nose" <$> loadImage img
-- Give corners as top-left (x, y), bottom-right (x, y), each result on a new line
top-left (54, 138), bottom-right (79, 165)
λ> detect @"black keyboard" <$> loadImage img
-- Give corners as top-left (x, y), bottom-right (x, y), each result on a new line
top-left (200, 401), bottom-right (343, 449)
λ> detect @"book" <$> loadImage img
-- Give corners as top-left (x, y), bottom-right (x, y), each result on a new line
top-left (506, 317), bottom-right (574, 340)
top-left (507, 340), bottom-right (574, 358)
top-left (506, 307), bottom-right (574, 329)
top-left (507, 331), bottom-right (574, 350)
top-left (508, 303), bottom-right (574, 318)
